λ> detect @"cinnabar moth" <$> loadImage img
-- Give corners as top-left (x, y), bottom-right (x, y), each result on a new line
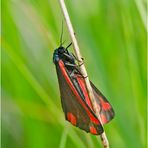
top-left (53, 43), bottom-right (115, 135)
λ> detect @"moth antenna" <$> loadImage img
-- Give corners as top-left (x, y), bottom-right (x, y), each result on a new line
top-left (60, 20), bottom-right (64, 47)
top-left (66, 42), bottom-right (72, 50)
top-left (61, 40), bottom-right (66, 45)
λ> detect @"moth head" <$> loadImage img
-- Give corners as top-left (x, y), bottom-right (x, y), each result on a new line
top-left (58, 46), bottom-right (67, 54)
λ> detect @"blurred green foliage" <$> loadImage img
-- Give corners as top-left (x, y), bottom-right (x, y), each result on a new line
top-left (2, 0), bottom-right (147, 147)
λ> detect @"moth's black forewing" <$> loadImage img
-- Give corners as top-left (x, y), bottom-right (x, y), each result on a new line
top-left (55, 62), bottom-right (104, 135)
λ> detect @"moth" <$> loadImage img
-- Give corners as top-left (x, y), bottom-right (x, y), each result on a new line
top-left (53, 42), bottom-right (115, 135)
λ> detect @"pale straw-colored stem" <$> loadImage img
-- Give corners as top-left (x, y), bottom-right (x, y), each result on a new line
top-left (59, 0), bottom-right (109, 147)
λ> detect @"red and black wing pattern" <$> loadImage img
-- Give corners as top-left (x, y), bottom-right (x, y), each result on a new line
top-left (90, 82), bottom-right (115, 124)
top-left (56, 60), bottom-right (103, 135)
top-left (75, 76), bottom-right (114, 125)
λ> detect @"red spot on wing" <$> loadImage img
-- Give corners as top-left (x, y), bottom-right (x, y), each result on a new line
top-left (90, 126), bottom-right (97, 135)
top-left (67, 112), bottom-right (77, 126)
top-left (101, 102), bottom-right (111, 111)
top-left (58, 60), bottom-right (100, 125)
top-left (100, 114), bottom-right (108, 124)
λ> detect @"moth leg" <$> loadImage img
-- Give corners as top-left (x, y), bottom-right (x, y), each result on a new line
top-left (72, 53), bottom-right (84, 63)
top-left (74, 67), bottom-right (88, 79)
top-left (62, 52), bottom-right (76, 65)
top-left (64, 62), bottom-right (76, 68)
top-left (65, 63), bottom-right (85, 78)
top-left (64, 63), bottom-right (77, 76)
top-left (66, 63), bottom-right (87, 78)
top-left (64, 63), bottom-right (84, 78)
top-left (63, 53), bottom-right (74, 60)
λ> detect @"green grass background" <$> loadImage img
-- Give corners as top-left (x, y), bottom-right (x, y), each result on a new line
top-left (2, 0), bottom-right (147, 147)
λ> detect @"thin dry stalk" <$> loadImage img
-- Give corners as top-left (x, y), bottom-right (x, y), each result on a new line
top-left (59, 0), bottom-right (109, 147)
